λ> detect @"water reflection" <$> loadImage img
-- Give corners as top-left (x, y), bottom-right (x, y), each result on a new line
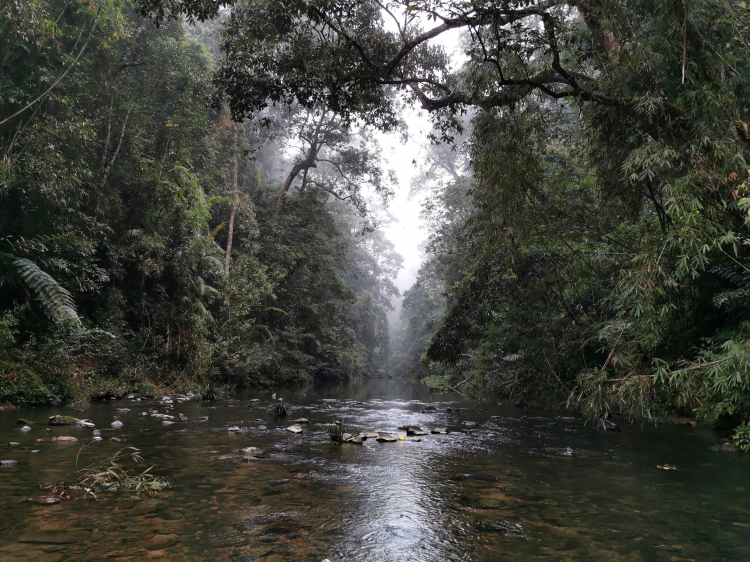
top-left (0, 378), bottom-right (748, 561)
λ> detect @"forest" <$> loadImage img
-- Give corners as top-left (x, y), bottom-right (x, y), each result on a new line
top-left (3, 0), bottom-right (750, 434)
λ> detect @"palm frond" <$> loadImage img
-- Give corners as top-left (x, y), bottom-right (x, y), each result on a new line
top-left (13, 258), bottom-right (80, 325)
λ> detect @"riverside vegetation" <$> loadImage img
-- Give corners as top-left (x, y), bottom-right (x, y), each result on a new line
top-left (3, 0), bottom-right (750, 442)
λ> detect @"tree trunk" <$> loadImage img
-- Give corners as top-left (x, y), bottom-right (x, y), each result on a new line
top-left (225, 127), bottom-right (239, 275)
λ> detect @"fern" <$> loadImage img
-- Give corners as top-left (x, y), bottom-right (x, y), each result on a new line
top-left (12, 258), bottom-right (79, 325)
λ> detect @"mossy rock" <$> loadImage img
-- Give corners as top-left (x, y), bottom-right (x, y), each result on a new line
top-left (16, 419), bottom-right (33, 425)
top-left (48, 415), bottom-right (80, 426)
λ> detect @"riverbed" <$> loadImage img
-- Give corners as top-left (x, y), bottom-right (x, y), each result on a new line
top-left (0, 378), bottom-right (748, 561)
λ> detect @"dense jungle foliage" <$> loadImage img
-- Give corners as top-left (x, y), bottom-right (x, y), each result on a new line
top-left (5, 0), bottom-right (750, 429)
top-left (0, 0), bottom-right (401, 403)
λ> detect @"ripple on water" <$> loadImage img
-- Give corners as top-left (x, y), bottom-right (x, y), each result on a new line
top-left (0, 379), bottom-right (748, 561)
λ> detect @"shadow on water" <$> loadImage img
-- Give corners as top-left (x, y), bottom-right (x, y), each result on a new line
top-left (0, 377), bottom-right (749, 561)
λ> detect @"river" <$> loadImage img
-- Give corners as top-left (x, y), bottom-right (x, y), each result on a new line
top-left (0, 377), bottom-right (748, 561)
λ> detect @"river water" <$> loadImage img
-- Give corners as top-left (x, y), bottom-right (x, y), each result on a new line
top-left (0, 377), bottom-right (748, 561)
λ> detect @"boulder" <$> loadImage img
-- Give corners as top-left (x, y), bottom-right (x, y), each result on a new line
top-left (48, 415), bottom-right (79, 426)
top-left (596, 419), bottom-right (621, 432)
top-left (406, 427), bottom-right (428, 436)
top-left (431, 428), bottom-right (449, 435)
top-left (344, 435), bottom-right (364, 444)
top-left (240, 447), bottom-right (262, 457)
top-left (76, 419), bottom-right (95, 428)
top-left (376, 433), bottom-right (397, 442)
top-left (16, 419), bottom-right (33, 425)
top-left (286, 424), bottom-right (303, 434)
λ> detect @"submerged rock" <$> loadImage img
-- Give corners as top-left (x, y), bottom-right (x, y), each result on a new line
top-left (16, 419), bottom-right (33, 425)
top-left (48, 415), bottom-right (79, 426)
top-left (128, 498), bottom-right (170, 517)
top-left (286, 424), bottom-right (303, 434)
top-left (376, 433), bottom-right (397, 442)
top-left (422, 406), bottom-right (438, 413)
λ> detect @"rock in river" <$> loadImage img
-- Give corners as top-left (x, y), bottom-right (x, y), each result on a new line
top-left (53, 436), bottom-right (77, 442)
top-left (227, 426), bottom-right (240, 431)
top-left (20, 425), bottom-right (32, 432)
top-left (1, 459), bottom-right (18, 466)
top-left (240, 446), bottom-right (263, 457)
top-left (596, 419), bottom-right (621, 432)
top-left (361, 429), bottom-right (379, 439)
top-left (431, 428), bottom-right (449, 435)
top-left (286, 424), bottom-right (303, 434)
top-left (111, 420), bottom-right (124, 429)
top-left (710, 442), bottom-right (738, 452)
top-left (16, 419), bottom-right (33, 425)
top-left (422, 406), bottom-right (438, 413)
top-left (376, 433), bottom-right (397, 442)
top-left (406, 427), bottom-right (428, 436)
top-left (48, 415), bottom-right (79, 426)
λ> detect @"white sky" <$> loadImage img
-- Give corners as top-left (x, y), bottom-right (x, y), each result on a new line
top-left (376, 26), bottom-right (465, 318)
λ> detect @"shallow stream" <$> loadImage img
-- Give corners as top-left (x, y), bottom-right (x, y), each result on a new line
top-left (0, 378), bottom-right (748, 561)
